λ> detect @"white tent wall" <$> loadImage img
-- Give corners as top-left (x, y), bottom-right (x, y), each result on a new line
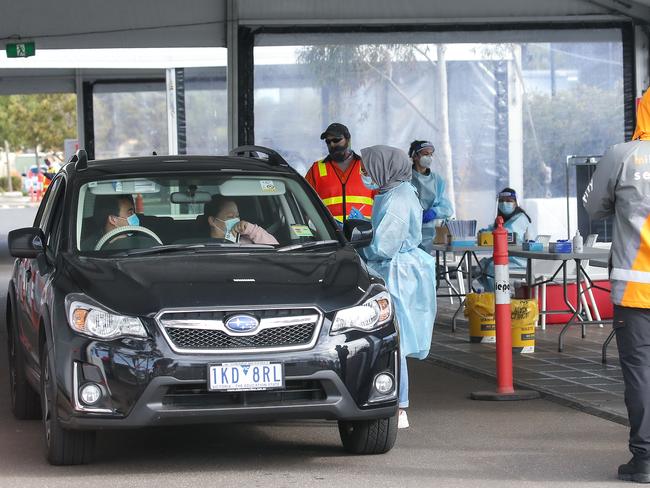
top-left (0, 0), bottom-right (227, 50)
top-left (0, 0), bottom-right (643, 53)
top-left (238, 0), bottom-right (610, 25)
top-left (0, 0), bottom-right (647, 97)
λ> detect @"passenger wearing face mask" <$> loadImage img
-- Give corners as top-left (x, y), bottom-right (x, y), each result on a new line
top-left (408, 140), bottom-right (453, 252)
top-left (478, 188), bottom-right (532, 291)
top-left (204, 196), bottom-right (278, 245)
top-left (305, 123), bottom-right (376, 225)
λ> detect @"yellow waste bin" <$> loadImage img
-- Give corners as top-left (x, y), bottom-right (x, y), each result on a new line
top-left (464, 293), bottom-right (537, 352)
top-left (510, 298), bottom-right (537, 353)
top-left (464, 293), bottom-right (496, 343)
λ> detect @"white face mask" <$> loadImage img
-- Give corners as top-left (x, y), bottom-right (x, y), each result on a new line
top-left (418, 155), bottom-right (433, 168)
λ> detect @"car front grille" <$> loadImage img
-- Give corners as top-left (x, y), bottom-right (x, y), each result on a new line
top-left (156, 308), bottom-right (322, 353)
top-left (162, 380), bottom-right (327, 408)
top-left (166, 323), bottom-right (315, 349)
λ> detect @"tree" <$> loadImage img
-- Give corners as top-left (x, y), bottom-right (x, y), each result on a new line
top-left (523, 85), bottom-right (623, 198)
top-left (0, 94), bottom-right (77, 154)
top-left (92, 91), bottom-right (167, 158)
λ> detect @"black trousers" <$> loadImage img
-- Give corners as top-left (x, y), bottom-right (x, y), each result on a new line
top-left (614, 305), bottom-right (650, 459)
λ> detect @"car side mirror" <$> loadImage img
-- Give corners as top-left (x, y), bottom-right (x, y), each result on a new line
top-left (8, 227), bottom-right (45, 258)
top-left (343, 219), bottom-right (373, 248)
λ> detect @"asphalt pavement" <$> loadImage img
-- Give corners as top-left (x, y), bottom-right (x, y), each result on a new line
top-left (0, 207), bottom-right (635, 487)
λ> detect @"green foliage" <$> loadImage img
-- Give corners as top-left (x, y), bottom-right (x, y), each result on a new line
top-left (92, 91), bottom-right (167, 158)
top-left (0, 175), bottom-right (22, 192)
top-left (296, 44), bottom-right (417, 93)
top-left (0, 94), bottom-right (77, 152)
top-left (523, 85), bottom-right (624, 198)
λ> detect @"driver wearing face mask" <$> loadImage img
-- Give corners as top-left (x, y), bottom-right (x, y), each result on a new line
top-left (81, 194), bottom-right (141, 250)
top-left (204, 196), bottom-right (278, 245)
top-left (408, 140), bottom-right (454, 252)
top-left (105, 194), bottom-right (140, 232)
top-left (305, 123), bottom-right (376, 225)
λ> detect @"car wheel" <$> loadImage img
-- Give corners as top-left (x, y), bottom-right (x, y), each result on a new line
top-left (7, 311), bottom-right (41, 420)
top-left (40, 347), bottom-right (95, 465)
top-left (338, 414), bottom-right (398, 454)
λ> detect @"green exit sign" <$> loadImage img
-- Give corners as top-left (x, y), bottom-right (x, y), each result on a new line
top-left (6, 42), bottom-right (36, 58)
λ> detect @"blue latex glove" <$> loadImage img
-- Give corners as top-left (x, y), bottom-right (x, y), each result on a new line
top-left (348, 207), bottom-right (365, 220)
top-left (422, 208), bottom-right (437, 224)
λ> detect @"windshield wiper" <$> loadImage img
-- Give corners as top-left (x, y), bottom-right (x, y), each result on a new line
top-left (118, 244), bottom-right (205, 257)
top-left (276, 240), bottom-right (340, 252)
top-left (196, 242), bottom-right (275, 251)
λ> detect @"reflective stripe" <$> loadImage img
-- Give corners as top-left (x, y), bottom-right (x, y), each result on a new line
top-left (346, 196), bottom-right (374, 205)
top-left (611, 268), bottom-right (650, 284)
top-left (322, 195), bottom-right (374, 206)
top-left (317, 161), bottom-right (327, 177)
top-left (322, 196), bottom-right (343, 206)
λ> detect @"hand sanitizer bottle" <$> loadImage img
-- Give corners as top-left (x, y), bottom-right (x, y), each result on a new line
top-left (573, 230), bottom-right (583, 253)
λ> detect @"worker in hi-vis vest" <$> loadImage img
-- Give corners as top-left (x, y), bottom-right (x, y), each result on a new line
top-left (584, 88), bottom-right (650, 483)
top-left (305, 123), bottom-right (376, 225)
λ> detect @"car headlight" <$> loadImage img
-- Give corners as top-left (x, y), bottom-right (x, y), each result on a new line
top-left (66, 296), bottom-right (146, 339)
top-left (331, 290), bottom-right (392, 333)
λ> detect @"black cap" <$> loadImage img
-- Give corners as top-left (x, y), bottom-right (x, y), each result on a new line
top-left (320, 123), bottom-right (351, 140)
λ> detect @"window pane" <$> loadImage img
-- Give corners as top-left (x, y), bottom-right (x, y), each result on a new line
top-left (94, 83), bottom-right (167, 159)
top-left (76, 173), bottom-right (335, 252)
top-left (254, 30), bottom-right (624, 238)
top-left (184, 66), bottom-right (229, 155)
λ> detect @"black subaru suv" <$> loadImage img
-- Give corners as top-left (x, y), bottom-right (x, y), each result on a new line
top-left (6, 147), bottom-right (398, 465)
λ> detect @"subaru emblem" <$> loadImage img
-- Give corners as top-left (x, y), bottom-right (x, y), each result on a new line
top-left (225, 314), bottom-right (259, 333)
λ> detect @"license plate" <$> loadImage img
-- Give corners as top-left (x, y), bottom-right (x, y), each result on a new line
top-left (208, 362), bottom-right (284, 392)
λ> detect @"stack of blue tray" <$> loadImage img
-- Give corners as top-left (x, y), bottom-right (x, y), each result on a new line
top-left (549, 240), bottom-right (572, 253)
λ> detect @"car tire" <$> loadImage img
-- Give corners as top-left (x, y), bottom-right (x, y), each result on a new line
top-left (7, 310), bottom-right (41, 420)
top-left (338, 414), bottom-right (398, 454)
top-left (40, 347), bottom-right (95, 465)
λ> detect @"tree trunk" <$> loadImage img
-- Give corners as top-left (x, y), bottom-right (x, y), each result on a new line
top-left (4, 140), bottom-right (12, 192)
top-left (434, 45), bottom-right (456, 216)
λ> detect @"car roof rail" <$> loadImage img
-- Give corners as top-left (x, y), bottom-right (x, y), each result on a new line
top-left (229, 145), bottom-right (289, 166)
top-left (69, 149), bottom-right (89, 171)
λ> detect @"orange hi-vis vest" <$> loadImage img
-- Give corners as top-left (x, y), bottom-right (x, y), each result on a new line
top-left (305, 154), bottom-right (375, 223)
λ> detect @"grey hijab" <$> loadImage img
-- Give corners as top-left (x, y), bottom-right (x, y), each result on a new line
top-left (360, 145), bottom-right (412, 194)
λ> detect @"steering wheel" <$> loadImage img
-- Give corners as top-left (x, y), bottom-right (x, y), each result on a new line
top-left (94, 225), bottom-right (163, 251)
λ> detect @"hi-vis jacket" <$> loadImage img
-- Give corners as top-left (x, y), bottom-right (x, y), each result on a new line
top-left (583, 140), bottom-right (650, 308)
top-left (305, 153), bottom-right (375, 223)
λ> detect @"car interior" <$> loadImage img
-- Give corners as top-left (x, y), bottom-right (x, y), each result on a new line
top-left (77, 176), bottom-right (330, 252)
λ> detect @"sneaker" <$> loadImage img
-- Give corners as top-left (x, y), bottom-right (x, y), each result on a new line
top-left (398, 409), bottom-right (409, 429)
top-left (618, 457), bottom-right (650, 483)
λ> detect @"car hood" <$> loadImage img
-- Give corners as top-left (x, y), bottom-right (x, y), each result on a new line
top-left (61, 247), bottom-right (375, 316)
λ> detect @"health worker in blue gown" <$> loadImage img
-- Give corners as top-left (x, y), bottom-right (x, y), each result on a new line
top-left (359, 145), bottom-right (437, 430)
top-left (408, 140), bottom-right (453, 252)
top-left (478, 187), bottom-right (532, 291)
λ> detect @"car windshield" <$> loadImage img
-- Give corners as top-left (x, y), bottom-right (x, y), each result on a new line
top-left (75, 173), bottom-right (339, 254)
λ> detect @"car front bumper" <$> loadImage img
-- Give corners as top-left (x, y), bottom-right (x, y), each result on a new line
top-left (55, 325), bottom-right (399, 429)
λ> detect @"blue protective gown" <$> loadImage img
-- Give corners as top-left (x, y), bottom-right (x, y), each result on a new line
top-left (479, 212), bottom-right (531, 291)
top-left (410, 168), bottom-right (454, 252)
top-left (362, 182), bottom-right (437, 360)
